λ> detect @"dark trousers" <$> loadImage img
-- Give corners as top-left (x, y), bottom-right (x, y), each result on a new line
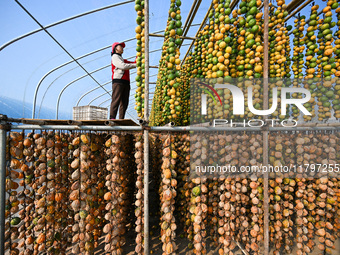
top-left (109, 82), bottom-right (130, 119)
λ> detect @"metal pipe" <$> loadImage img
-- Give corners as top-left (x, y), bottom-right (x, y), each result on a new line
top-left (182, 0), bottom-right (200, 36)
top-left (73, 56), bottom-right (136, 106)
top-left (181, 0), bottom-right (203, 39)
top-left (8, 117), bottom-right (340, 128)
top-left (104, 120), bottom-right (117, 126)
top-left (0, 115), bottom-right (9, 255)
top-left (263, 0), bottom-right (270, 254)
top-left (87, 89), bottom-right (112, 106)
top-left (10, 124), bottom-right (142, 131)
top-left (67, 120), bottom-right (83, 125)
top-left (22, 119), bottom-right (46, 125)
top-left (285, 0), bottom-right (313, 22)
top-left (144, 0), bottom-right (150, 253)
top-left (230, 0), bottom-right (241, 11)
top-left (98, 98), bottom-right (111, 107)
top-left (0, 0), bottom-right (134, 52)
top-left (33, 30), bottom-right (166, 118)
top-left (263, 131), bottom-right (269, 255)
top-left (10, 124), bottom-right (340, 131)
top-left (164, 122), bottom-right (175, 127)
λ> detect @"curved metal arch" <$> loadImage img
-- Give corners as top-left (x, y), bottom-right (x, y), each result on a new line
top-left (55, 65), bottom-right (108, 119)
top-left (122, 110), bottom-right (138, 122)
top-left (75, 45), bottom-right (167, 106)
top-left (88, 74), bottom-right (158, 106)
top-left (33, 30), bottom-right (166, 118)
top-left (38, 53), bottom-right (107, 118)
top-left (76, 63), bottom-right (137, 106)
top-left (0, 0), bottom-right (134, 52)
top-left (127, 88), bottom-right (156, 103)
top-left (103, 103), bottom-right (152, 115)
top-left (98, 98), bottom-right (111, 107)
top-left (97, 84), bottom-right (157, 107)
top-left (40, 48), bottom-right (135, 111)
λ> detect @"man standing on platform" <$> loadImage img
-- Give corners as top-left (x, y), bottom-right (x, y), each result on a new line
top-left (110, 42), bottom-right (136, 119)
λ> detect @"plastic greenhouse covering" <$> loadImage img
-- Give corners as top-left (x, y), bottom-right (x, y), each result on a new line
top-left (0, 0), bottom-right (211, 122)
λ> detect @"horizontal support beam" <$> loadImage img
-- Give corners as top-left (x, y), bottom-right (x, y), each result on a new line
top-left (9, 124), bottom-right (340, 132)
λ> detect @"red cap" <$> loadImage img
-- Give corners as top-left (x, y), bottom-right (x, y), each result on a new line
top-left (111, 42), bottom-right (126, 53)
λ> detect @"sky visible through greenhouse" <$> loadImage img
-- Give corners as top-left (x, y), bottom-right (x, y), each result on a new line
top-left (0, 0), bottom-right (313, 122)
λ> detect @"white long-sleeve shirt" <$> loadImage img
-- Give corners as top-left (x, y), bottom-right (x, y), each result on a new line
top-left (111, 53), bottom-right (136, 83)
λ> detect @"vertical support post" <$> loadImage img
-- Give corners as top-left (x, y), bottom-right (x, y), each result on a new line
top-left (144, 0), bottom-right (150, 254)
top-left (0, 115), bottom-right (8, 255)
top-left (143, 129), bottom-right (149, 255)
top-left (263, 0), bottom-right (270, 255)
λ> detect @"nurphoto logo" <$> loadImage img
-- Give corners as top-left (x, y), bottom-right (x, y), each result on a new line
top-left (201, 84), bottom-right (311, 116)
top-left (190, 78), bottom-right (314, 128)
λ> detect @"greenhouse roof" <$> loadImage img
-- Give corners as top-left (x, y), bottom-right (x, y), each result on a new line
top-left (0, 0), bottom-right (212, 122)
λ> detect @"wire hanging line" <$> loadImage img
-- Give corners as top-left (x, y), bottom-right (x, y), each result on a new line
top-left (0, 0), bottom-right (135, 52)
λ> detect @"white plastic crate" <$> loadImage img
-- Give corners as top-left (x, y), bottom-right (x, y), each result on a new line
top-left (73, 106), bottom-right (108, 120)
